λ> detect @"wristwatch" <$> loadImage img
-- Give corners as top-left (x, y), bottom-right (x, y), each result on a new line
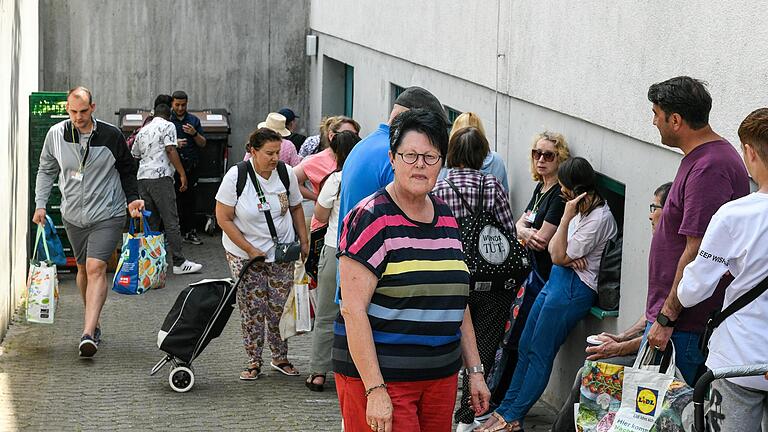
top-left (465, 364), bottom-right (485, 376)
top-left (656, 312), bottom-right (677, 328)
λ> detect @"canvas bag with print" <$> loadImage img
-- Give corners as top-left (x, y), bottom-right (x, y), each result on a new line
top-left (608, 341), bottom-right (677, 432)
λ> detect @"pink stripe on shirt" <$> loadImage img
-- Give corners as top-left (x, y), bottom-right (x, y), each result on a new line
top-left (366, 237), bottom-right (464, 268)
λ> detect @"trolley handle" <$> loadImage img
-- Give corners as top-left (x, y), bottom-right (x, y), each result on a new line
top-left (693, 363), bottom-right (768, 432)
top-left (237, 255), bottom-right (265, 280)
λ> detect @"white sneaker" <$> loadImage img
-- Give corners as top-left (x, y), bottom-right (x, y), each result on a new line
top-left (173, 260), bottom-right (203, 275)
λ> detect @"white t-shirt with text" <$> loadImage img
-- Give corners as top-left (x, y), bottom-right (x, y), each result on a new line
top-left (566, 203), bottom-right (617, 290)
top-left (677, 192), bottom-right (768, 391)
top-left (316, 171), bottom-right (342, 248)
top-left (215, 164), bottom-right (302, 261)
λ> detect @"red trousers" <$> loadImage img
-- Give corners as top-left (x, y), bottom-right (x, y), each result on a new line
top-left (335, 373), bottom-right (459, 432)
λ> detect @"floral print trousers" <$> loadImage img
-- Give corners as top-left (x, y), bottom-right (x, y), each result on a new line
top-left (226, 253), bottom-right (293, 367)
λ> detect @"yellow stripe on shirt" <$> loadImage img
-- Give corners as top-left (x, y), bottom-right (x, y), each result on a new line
top-left (383, 259), bottom-right (469, 276)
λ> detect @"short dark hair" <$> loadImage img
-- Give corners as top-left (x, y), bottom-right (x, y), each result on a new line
top-left (654, 182), bottom-right (673, 207)
top-left (446, 127), bottom-right (488, 170)
top-left (171, 90), bottom-right (188, 101)
top-left (330, 130), bottom-right (361, 170)
top-left (153, 103), bottom-right (171, 119)
top-left (389, 109), bottom-right (448, 161)
top-left (153, 94), bottom-right (172, 109)
top-left (738, 107), bottom-right (768, 164)
top-left (247, 127), bottom-right (282, 152)
top-left (647, 76), bottom-right (712, 130)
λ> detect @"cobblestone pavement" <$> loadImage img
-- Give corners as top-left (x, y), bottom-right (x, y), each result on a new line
top-left (0, 234), bottom-right (555, 431)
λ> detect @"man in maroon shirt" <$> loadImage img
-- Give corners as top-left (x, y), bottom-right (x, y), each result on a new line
top-left (644, 76), bottom-right (749, 384)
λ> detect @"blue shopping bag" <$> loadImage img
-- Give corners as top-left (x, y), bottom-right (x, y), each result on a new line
top-left (36, 215), bottom-right (66, 266)
top-left (112, 211), bottom-right (167, 295)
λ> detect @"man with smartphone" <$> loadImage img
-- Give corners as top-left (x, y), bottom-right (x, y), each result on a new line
top-left (169, 90), bottom-right (206, 245)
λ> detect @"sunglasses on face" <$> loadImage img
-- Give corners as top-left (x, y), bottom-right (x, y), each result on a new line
top-left (531, 149), bottom-right (556, 163)
top-left (650, 203), bottom-right (663, 213)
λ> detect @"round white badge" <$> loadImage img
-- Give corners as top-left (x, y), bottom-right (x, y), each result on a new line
top-left (478, 225), bottom-right (510, 264)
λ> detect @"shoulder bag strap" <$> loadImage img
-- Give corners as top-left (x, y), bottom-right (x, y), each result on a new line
top-left (710, 275), bottom-right (768, 329)
top-left (245, 162), bottom-right (279, 243)
top-left (445, 178), bottom-right (475, 216)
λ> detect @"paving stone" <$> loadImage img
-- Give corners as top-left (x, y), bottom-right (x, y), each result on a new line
top-left (0, 233), bottom-right (555, 431)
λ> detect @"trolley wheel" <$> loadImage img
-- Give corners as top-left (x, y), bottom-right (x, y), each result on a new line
top-left (168, 366), bottom-right (195, 393)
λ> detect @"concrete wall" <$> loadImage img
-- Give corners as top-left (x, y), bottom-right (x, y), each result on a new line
top-left (309, 0), bottom-right (764, 408)
top-left (0, 0), bottom-right (39, 341)
top-left (39, 0), bottom-right (310, 163)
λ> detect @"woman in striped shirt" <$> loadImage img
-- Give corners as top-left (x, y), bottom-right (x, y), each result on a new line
top-left (334, 109), bottom-right (490, 432)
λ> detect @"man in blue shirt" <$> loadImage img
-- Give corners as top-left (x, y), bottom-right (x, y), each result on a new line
top-left (337, 86), bottom-right (449, 236)
top-left (169, 90), bottom-right (206, 245)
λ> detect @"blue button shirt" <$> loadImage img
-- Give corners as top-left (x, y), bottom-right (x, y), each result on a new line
top-left (169, 112), bottom-right (205, 165)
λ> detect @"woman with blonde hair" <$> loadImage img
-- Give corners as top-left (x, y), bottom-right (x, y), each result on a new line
top-left (489, 131), bottom-right (570, 411)
top-left (438, 112), bottom-right (509, 191)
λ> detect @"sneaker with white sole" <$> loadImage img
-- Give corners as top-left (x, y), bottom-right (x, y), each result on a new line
top-left (173, 260), bottom-right (203, 275)
top-left (79, 335), bottom-right (98, 357)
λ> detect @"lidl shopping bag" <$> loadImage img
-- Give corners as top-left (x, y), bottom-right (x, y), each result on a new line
top-left (607, 342), bottom-right (676, 432)
top-left (577, 356), bottom-right (695, 432)
top-left (26, 224), bottom-right (59, 324)
top-left (112, 211), bottom-right (167, 294)
top-left (576, 360), bottom-right (625, 432)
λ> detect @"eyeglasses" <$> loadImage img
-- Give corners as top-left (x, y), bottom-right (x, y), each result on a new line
top-left (531, 149), bottom-right (556, 162)
top-left (649, 203), bottom-right (663, 213)
top-left (396, 152), bottom-right (442, 166)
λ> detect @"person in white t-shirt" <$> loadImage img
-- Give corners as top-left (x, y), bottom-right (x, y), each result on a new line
top-left (677, 108), bottom-right (768, 432)
top-left (131, 103), bottom-right (202, 275)
top-left (481, 156), bottom-right (617, 432)
top-left (305, 130), bottom-right (361, 392)
top-left (215, 127), bottom-right (308, 381)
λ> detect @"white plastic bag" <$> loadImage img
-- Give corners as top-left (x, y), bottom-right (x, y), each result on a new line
top-left (279, 265), bottom-right (314, 339)
top-left (26, 225), bottom-right (59, 324)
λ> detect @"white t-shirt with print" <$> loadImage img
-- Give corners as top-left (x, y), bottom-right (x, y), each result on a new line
top-left (131, 117), bottom-right (177, 180)
top-left (215, 163), bottom-right (303, 261)
top-left (677, 192), bottom-right (768, 391)
top-left (566, 203), bottom-right (617, 290)
top-left (316, 171), bottom-right (341, 248)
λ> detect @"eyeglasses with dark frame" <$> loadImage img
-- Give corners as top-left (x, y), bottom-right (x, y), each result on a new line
top-left (396, 152), bottom-right (442, 166)
top-left (531, 149), bottom-right (556, 163)
top-left (649, 203), bottom-right (663, 213)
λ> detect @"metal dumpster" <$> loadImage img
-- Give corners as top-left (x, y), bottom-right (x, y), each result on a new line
top-left (116, 108), bottom-right (231, 234)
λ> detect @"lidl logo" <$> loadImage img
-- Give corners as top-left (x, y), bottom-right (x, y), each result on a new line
top-left (635, 387), bottom-right (658, 416)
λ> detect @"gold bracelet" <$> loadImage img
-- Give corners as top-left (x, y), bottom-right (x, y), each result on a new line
top-left (365, 383), bottom-right (387, 397)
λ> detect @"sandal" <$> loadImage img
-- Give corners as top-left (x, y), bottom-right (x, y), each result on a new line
top-left (270, 361), bottom-right (299, 376)
top-left (305, 373), bottom-right (326, 392)
top-left (474, 413), bottom-right (523, 432)
top-left (239, 365), bottom-right (261, 381)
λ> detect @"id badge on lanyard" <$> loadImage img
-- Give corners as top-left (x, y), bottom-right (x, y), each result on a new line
top-left (525, 210), bottom-right (537, 224)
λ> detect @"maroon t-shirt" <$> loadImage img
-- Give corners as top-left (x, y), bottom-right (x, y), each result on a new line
top-left (646, 140), bottom-right (750, 333)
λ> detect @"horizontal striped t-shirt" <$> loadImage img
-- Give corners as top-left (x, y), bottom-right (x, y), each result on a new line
top-left (333, 188), bottom-right (470, 382)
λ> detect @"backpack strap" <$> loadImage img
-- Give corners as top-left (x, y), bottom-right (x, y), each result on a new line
top-left (276, 161), bottom-right (291, 199)
top-left (235, 160), bottom-right (249, 199)
top-left (445, 178), bottom-right (476, 216)
top-left (477, 174), bottom-right (488, 214)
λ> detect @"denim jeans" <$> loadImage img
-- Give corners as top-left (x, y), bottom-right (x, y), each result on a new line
top-left (495, 265), bottom-right (596, 423)
top-left (641, 321), bottom-right (705, 386)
